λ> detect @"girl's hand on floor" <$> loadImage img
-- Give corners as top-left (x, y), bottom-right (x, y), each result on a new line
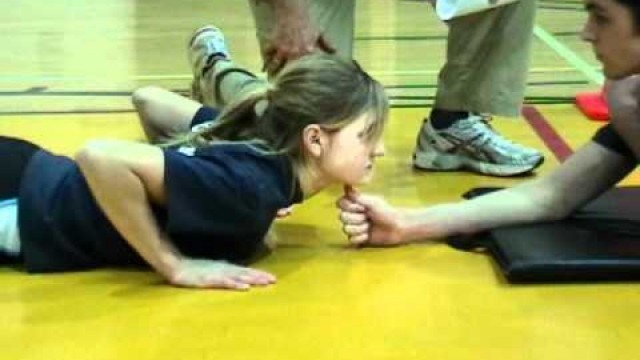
top-left (168, 258), bottom-right (276, 290)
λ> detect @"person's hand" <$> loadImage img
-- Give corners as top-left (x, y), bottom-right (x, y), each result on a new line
top-left (607, 75), bottom-right (640, 120)
top-left (337, 186), bottom-right (406, 247)
top-left (263, 1), bottom-right (335, 75)
top-left (167, 258), bottom-right (276, 290)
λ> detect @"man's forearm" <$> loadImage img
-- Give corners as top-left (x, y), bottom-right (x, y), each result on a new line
top-left (399, 181), bottom-right (560, 243)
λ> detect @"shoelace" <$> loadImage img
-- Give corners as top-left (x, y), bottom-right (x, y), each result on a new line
top-left (467, 115), bottom-right (530, 153)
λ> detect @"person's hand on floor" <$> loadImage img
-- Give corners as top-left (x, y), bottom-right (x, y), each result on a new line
top-left (168, 258), bottom-right (276, 290)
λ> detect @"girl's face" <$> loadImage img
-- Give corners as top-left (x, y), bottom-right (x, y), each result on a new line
top-left (313, 113), bottom-right (385, 186)
top-left (582, 0), bottom-right (640, 79)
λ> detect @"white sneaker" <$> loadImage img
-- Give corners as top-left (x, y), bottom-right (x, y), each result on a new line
top-left (413, 114), bottom-right (544, 177)
top-left (187, 25), bottom-right (230, 103)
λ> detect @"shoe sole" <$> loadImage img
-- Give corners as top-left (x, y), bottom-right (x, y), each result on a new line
top-left (413, 150), bottom-right (545, 177)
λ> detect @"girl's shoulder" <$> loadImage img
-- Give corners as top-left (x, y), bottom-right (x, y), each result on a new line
top-left (161, 142), bottom-right (300, 237)
top-left (165, 141), bottom-right (294, 195)
top-left (165, 141), bottom-right (301, 206)
top-left (171, 141), bottom-right (290, 171)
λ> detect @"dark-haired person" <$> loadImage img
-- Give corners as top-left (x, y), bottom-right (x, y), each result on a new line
top-left (338, 0), bottom-right (640, 247)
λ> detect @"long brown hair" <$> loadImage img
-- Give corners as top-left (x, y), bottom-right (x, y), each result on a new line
top-left (175, 54), bottom-right (388, 165)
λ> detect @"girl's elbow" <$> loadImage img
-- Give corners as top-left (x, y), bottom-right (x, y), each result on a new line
top-left (75, 140), bottom-right (110, 166)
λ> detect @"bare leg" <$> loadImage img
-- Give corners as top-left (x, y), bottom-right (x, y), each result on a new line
top-left (132, 86), bottom-right (203, 144)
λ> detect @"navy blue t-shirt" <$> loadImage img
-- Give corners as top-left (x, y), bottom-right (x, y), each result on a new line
top-left (18, 143), bottom-right (302, 273)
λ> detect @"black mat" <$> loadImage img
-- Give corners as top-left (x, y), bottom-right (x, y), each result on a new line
top-left (447, 187), bottom-right (640, 283)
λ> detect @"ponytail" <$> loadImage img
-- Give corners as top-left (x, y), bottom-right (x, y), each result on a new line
top-left (170, 87), bottom-right (271, 148)
top-left (168, 54), bottom-right (388, 165)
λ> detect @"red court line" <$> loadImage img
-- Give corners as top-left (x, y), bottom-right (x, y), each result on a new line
top-left (522, 105), bottom-right (574, 162)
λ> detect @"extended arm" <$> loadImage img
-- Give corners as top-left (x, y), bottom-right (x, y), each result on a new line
top-left (339, 141), bottom-right (636, 246)
top-left (75, 140), bottom-right (275, 289)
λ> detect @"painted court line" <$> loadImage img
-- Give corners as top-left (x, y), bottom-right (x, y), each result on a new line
top-left (522, 105), bottom-right (574, 162)
top-left (0, 67), bottom-right (595, 84)
top-left (533, 25), bottom-right (605, 85)
top-left (528, 24), bottom-right (600, 161)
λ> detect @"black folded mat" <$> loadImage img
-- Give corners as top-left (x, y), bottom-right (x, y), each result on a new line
top-left (447, 187), bottom-right (640, 283)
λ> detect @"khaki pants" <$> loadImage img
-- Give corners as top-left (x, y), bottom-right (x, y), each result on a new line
top-left (249, 0), bottom-right (535, 117)
top-left (435, 0), bottom-right (536, 117)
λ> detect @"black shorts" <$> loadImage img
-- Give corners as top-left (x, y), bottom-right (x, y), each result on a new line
top-left (0, 137), bottom-right (41, 201)
top-left (190, 106), bottom-right (220, 129)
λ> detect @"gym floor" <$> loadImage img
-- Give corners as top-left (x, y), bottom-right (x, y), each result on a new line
top-left (1, 1), bottom-right (639, 359)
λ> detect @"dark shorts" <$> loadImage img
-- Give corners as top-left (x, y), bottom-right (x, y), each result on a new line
top-left (190, 106), bottom-right (220, 130)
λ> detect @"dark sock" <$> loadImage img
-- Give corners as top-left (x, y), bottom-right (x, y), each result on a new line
top-left (428, 108), bottom-right (468, 130)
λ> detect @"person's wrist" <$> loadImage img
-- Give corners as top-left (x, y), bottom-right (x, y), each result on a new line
top-left (272, 0), bottom-right (304, 18)
top-left (157, 252), bottom-right (183, 282)
top-left (392, 210), bottom-right (413, 245)
top-left (397, 208), bottom-right (437, 244)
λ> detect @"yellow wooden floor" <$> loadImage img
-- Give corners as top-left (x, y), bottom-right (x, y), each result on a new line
top-left (2, 1), bottom-right (640, 359)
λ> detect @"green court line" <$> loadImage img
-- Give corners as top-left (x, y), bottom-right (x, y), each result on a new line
top-left (390, 100), bottom-right (573, 109)
top-left (540, 0), bottom-right (582, 5)
top-left (0, 67), bottom-right (589, 83)
top-left (552, 31), bottom-right (581, 37)
top-left (0, 98), bottom-right (575, 115)
top-left (390, 95), bottom-right (574, 101)
top-left (385, 80), bottom-right (589, 89)
top-left (355, 30), bottom-right (583, 41)
top-left (355, 35), bottom-right (447, 41)
top-left (0, 80), bottom-right (590, 98)
top-left (533, 25), bottom-right (605, 85)
top-left (538, 5), bottom-right (583, 11)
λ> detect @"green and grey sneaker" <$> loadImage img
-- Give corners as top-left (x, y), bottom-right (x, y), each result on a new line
top-left (413, 114), bottom-right (544, 177)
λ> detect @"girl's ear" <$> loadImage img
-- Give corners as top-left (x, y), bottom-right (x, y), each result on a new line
top-left (302, 124), bottom-right (326, 157)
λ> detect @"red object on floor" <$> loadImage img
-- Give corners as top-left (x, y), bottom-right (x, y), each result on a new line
top-left (575, 90), bottom-right (610, 122)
